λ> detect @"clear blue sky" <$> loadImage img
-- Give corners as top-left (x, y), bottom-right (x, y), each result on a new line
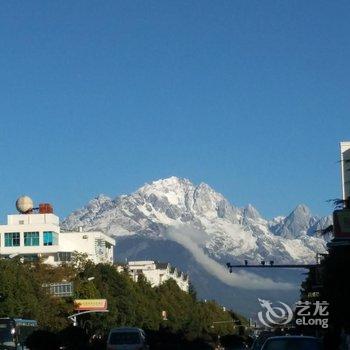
top-left (0, 0), bottom-right (349, 220)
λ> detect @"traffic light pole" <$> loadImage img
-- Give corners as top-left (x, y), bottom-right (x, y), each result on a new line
top-left (68, 310), bottom-right (109, 326)
top-left (226, 262), bottom-right (317, 269)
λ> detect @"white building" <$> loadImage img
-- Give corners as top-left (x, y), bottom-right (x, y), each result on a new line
top-left (340, 141), bottom-right (350, 200)
top-left (0, 197), bottom-right (115, 265)
top-left (118, 260), bottom-right (190, 292)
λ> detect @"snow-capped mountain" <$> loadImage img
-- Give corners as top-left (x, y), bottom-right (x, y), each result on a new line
top-left (62, 177), bottom-right (332, 315)
top-left (62, 176), bottom-right (329, 264)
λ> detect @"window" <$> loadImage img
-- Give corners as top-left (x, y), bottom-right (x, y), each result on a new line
top-left (24, 232), bottom-right (39, 246)
top-left (55, 252), bottom-right (72, 262)
top-left (42, 282), bottom-right (74, 297)
top-left (43, 231), bottom-right (58, 246)
top-left (22, 254), bottom-right (39, 262)
top-left (95, 239), bottom-right (106, 256)
top-left (4, 232), bottom-right (20, 247)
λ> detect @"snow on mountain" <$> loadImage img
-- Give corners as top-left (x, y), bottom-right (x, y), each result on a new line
top-left (62, 177), bottom-right (329, 265)
top-left (269, 204), bottom-right (318, 239)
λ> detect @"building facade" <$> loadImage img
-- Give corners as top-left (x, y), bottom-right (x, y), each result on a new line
top-left (117, 260), bottom-right (189, 292)
top-left (340, 141), bottom-right (350, 201)
top-left (0, 198), bottom-right (115, 265)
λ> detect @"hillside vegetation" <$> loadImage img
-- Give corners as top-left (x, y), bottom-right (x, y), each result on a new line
top-left (0, 254), bottom-right (245, 343)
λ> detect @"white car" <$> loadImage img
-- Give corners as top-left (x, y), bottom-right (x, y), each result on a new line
top-left (261, 335), bottom-right (323, 350)
top-left (107, 327), bottom-right (149, 350)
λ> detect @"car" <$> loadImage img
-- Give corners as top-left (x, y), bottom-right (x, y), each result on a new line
top-left (261, 335), bottom-right (323, 350)
top-left (251, 331), bottom-right (276, 350)
top-left (107, 327), bottom-right (149, 350)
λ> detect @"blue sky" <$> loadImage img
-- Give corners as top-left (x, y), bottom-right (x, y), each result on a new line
top-left (0, 0), bottom-right (349, 220)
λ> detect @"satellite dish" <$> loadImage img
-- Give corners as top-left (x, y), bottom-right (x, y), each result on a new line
top-left (16, 196), bottom-right (34, 214)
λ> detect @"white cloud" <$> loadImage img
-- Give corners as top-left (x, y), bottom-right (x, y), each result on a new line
top-left (165, 225), bottom-right (295, 290)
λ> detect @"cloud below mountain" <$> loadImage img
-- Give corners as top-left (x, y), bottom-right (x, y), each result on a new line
top-left (165, 225), bottom-right (295, 290)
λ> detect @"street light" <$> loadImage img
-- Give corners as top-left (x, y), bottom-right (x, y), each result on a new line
top-left (80, 276), bottom-right (95, 283)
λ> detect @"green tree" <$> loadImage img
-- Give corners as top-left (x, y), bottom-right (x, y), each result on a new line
top-left (0, 257), bottom-right (245, 341)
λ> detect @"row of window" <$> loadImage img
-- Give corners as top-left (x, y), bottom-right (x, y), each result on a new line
top-left (95, 238), bottom-right (106, 256)
top-left (0, 252), bottom-right (72, 263)
top-left (42, 282), bottom-right (74, 297)
top-left (1, 231), bottom-right (58, 247)
top-left (54, 252), bottom-right (72, 262)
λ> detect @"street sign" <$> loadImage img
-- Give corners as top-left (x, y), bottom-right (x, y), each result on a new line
top-left (74, 299), bottom-right (107, 311)
top-left (340, 142), bottom-right (350, 200)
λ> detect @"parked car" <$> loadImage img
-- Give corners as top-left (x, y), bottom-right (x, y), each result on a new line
top-left (107, 327), bottom-right (149, 350)
top-left (261, 335), bottom-right (322, 350)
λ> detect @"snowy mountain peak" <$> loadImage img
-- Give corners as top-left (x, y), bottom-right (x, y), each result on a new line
top-left (139, 177), bottom-right (194, 193)
top-left (269, 204), bottom-right (318, 238)
top-left (62, 177), bottom-right (329, 264)
top-left (291, 204), bottom-right (312, 218)
top-left (243, 204), bottom-right (261, 220)
top-left (136, 177), bottom-right (194, 207)
top-left (84, 195), bottom-right (112, 212)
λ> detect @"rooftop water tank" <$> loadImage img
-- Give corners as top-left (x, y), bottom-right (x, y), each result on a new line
top-left (39, 203), bottom-right (53, 214)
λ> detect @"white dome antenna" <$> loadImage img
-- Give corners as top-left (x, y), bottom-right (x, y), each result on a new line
top-left (16, 196), bottom-right (34, 214)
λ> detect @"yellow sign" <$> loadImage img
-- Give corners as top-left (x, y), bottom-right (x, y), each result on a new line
top-left (74, 299), bottom-right (107, 311)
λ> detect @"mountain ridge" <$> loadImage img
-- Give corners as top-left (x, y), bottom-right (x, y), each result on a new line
top-left (62, 176), bottom-right (333, 315)
top-left (62, 176), bottom-right (330, 264)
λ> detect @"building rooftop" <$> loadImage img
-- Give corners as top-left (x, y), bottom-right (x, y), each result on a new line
top-left (155, 262), bottom-right (169, 270)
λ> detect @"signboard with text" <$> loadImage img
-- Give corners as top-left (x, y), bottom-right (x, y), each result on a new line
top-left (74, 299), bottom-right (107, 311)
